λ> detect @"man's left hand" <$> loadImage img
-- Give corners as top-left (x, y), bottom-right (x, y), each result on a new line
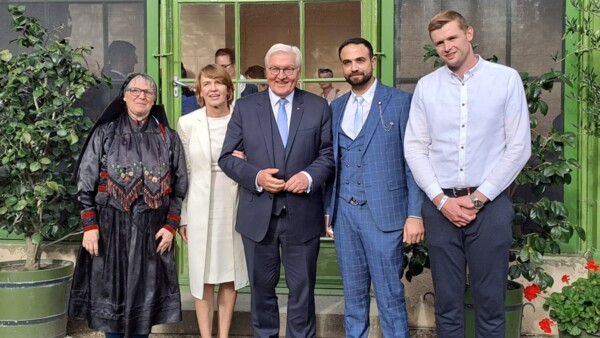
top-left (284, 172), bottom-right (309, 193)
top-left (403, 217), bottom-right (425, 244)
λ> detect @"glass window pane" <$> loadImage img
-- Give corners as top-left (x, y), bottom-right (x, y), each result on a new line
top-left (240, 3), bottom-right (299, 73)
top-left (0, 1), bottom-right (146, 122)
top-left (180, 4), bottom-right (234, 80)
top-left (304, 1), bottom-right (359, 96)
top-left (510, 0), bottom-right (564, 75)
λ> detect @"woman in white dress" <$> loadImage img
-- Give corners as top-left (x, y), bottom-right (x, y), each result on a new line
top-left (177, 64), bottom-right (248, 338)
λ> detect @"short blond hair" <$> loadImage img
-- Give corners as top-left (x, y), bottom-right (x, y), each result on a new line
top-left (428, 10), bottom-right (469, 34)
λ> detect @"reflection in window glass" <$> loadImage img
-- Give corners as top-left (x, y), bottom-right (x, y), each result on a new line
top-left (0, 1), bottom-right (146, 122)
top-left (394, 0), bottom-right (563, 128)
top-left (304, 1), bottom-right (360, 97)
top-left (240, 4), bottom-right (299, 71)
top-left (180, 4), bottom-right (233, 80)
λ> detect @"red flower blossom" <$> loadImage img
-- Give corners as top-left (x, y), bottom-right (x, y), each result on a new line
top-left (561, 274), bottom-right (570, 283)
top-left (524, 284), bottom-right (542, 301)
top-left (585, 259), bottom-right (599, 272)
top-left (539, 318), bottom-right (554, 333)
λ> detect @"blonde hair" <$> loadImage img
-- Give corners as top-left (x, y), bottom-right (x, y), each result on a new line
top-left (196, 64), bottom-right (234, 108)
top-left (428, 10), bottom-right (469, 34)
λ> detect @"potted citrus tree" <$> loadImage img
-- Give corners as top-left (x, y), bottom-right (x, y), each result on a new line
top-left (538, 259), bottom-right (600, 337)
top-left (0, 5), bottom-right (102, 337)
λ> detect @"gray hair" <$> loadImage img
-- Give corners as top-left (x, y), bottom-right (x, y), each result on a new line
top-left (264, 43), bottom-right (302, 68)
top-left (121, 73), bottom-right (157, 98)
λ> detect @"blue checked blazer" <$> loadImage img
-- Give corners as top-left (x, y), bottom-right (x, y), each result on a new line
top-left (326, 81), bottom-right (424, 231)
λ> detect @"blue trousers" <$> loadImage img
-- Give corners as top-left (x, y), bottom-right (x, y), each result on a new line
top-left (334, 198), bottom-right (409, 338)
top-left (423, 192), bottom-right (513, 338)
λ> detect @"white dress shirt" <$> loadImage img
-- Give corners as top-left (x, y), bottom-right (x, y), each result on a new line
top-left (342, 79), bottom-right (378, 139)
top-left (404, 56), bottom-right (531, 201)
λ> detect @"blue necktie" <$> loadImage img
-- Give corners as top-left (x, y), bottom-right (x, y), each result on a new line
top-left (354, 96), bottom-right (364, 138)
top-left (277, 98), bottom-right (288, 146)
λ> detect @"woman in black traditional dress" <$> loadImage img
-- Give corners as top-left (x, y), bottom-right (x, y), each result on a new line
top-left (69, 73), bottom-right (188, 338)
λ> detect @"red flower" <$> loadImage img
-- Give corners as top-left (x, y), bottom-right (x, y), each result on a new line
top-left (585, 260), bottom-right (599, 272)
top-left (561, 274), bottom-right (570, 283)
top-left (539, 318), bottom-right (554, 333)
top-left (524, 284), bottom-right (542, 301)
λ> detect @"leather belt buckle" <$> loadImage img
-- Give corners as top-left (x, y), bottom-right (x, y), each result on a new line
top-left (349, 197), bottom-right (359, 206)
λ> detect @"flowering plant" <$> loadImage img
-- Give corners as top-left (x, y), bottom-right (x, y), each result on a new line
top-left (534, 260), bottom-right (600, 335)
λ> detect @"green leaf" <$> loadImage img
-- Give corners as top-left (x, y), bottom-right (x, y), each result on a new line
top-left (39, 157), bottom-right (51, 165)
top-left (21, 132), bottom-right (32, 144)
top-left (15, 199), bottom-right (27, 211)
top-left (0, 49), bottom-right (12, 62)
top-left (29, 161), bottom-right (41, 172)
top-left (46, 181), bottom-right (60, 191)
top-left (31, 233), bottom-right (43, 244)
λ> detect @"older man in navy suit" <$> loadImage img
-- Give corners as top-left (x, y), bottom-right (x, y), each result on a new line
top-left (219, 43), bottom-right (334, 338)
top-left (326, 37), bottom-right (424, 338)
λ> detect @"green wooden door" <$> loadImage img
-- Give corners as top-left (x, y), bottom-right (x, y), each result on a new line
top-left (160, 0), bottom-right (385, 294)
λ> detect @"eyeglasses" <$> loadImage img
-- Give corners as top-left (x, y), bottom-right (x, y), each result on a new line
top-left (268, 67), bottom-right (297, 76)
top-left (127, 88), bottom-right (156, 97)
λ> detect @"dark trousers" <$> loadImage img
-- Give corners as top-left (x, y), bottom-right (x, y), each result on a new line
top-left (242, 211), bottom-right (320, 338)
top-left (105, 333), bottom-right (148, 338)
top-left (422, 192), bottom-right (513, 338)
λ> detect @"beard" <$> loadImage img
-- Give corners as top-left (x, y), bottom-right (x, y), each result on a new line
top-left (345, 70), bottom-right (373, 88)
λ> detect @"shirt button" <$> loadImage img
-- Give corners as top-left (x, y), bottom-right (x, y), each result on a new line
top-left (358, 148), bottom-right (362, 151)
top-left (461, 146), bottom-right (464, 149)
top-left (357, 181), bottom-right (361, 185)
top-left (346, 164), bottom-right (350, 167)
top-left (460, 168), bottom-right (464, 171)
top-left (462, 124), bottom-right (465, 128)
top-left (357, 164), bottom-right (361, 167)
top-left (462, 103), bottom-right (465, 106)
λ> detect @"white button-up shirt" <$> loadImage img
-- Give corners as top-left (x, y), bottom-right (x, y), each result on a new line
top-left (342, 79), bottom-right (378, 139)
top-left (404, 56), bottom-right (531, 201)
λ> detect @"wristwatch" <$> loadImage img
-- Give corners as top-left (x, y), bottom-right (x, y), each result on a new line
top-left (469, 194), bottom-right (484, 210)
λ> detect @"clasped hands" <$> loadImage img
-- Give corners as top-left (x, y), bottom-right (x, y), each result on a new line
top-left (258, 168), bottom-right (308, 194)
top-left (434, 192), bottom-right (487, 227)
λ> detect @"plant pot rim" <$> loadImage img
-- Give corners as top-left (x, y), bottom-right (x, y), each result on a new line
top-left (0, 259), bottom-right (74, 282)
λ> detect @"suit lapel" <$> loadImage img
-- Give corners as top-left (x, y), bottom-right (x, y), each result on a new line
top-left (286, 90), bottom-right (305, 158)
top-left (332, 93), bottom-right (351, 162)
top-left (194, 108), bottom-right (212, 164)
top-left (361, 82), bottom-right (390, 154)
top-left (256, 91), bottom-right (275, 165)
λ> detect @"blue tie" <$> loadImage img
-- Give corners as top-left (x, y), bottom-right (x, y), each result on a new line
top-left (354, 96), bottom-right (364, 137)
top-left (277, 98), bottom-right (288, 146)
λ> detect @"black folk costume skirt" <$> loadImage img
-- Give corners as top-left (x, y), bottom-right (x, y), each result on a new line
top-left (69, 203), bottom-right (181, 337)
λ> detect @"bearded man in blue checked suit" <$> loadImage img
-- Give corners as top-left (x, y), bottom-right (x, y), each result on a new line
top-left (325, 37), bottom-right (425, 338)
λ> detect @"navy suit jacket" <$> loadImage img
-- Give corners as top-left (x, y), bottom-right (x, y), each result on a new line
top-left (327, 81), bottom-right (423, 231)
top-left (219, 89), bottom-right (334, 242)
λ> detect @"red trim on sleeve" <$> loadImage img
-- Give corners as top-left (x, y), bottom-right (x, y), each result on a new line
top-left (98, 185), bottom-right (107, 192)
top-left (81, 211), bottom-right (97, 219)
top-left (83, 224), bottom-right (99, 232)
top-left (99, 172), bottom-right (108, 178)
top-left (162, 225), bottom-right (176, 235)
top-left (167, 214), bottom-right (181, 223)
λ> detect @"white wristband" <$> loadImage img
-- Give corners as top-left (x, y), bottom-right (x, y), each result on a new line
top-left (437, 195), bottom-right (449, 211)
